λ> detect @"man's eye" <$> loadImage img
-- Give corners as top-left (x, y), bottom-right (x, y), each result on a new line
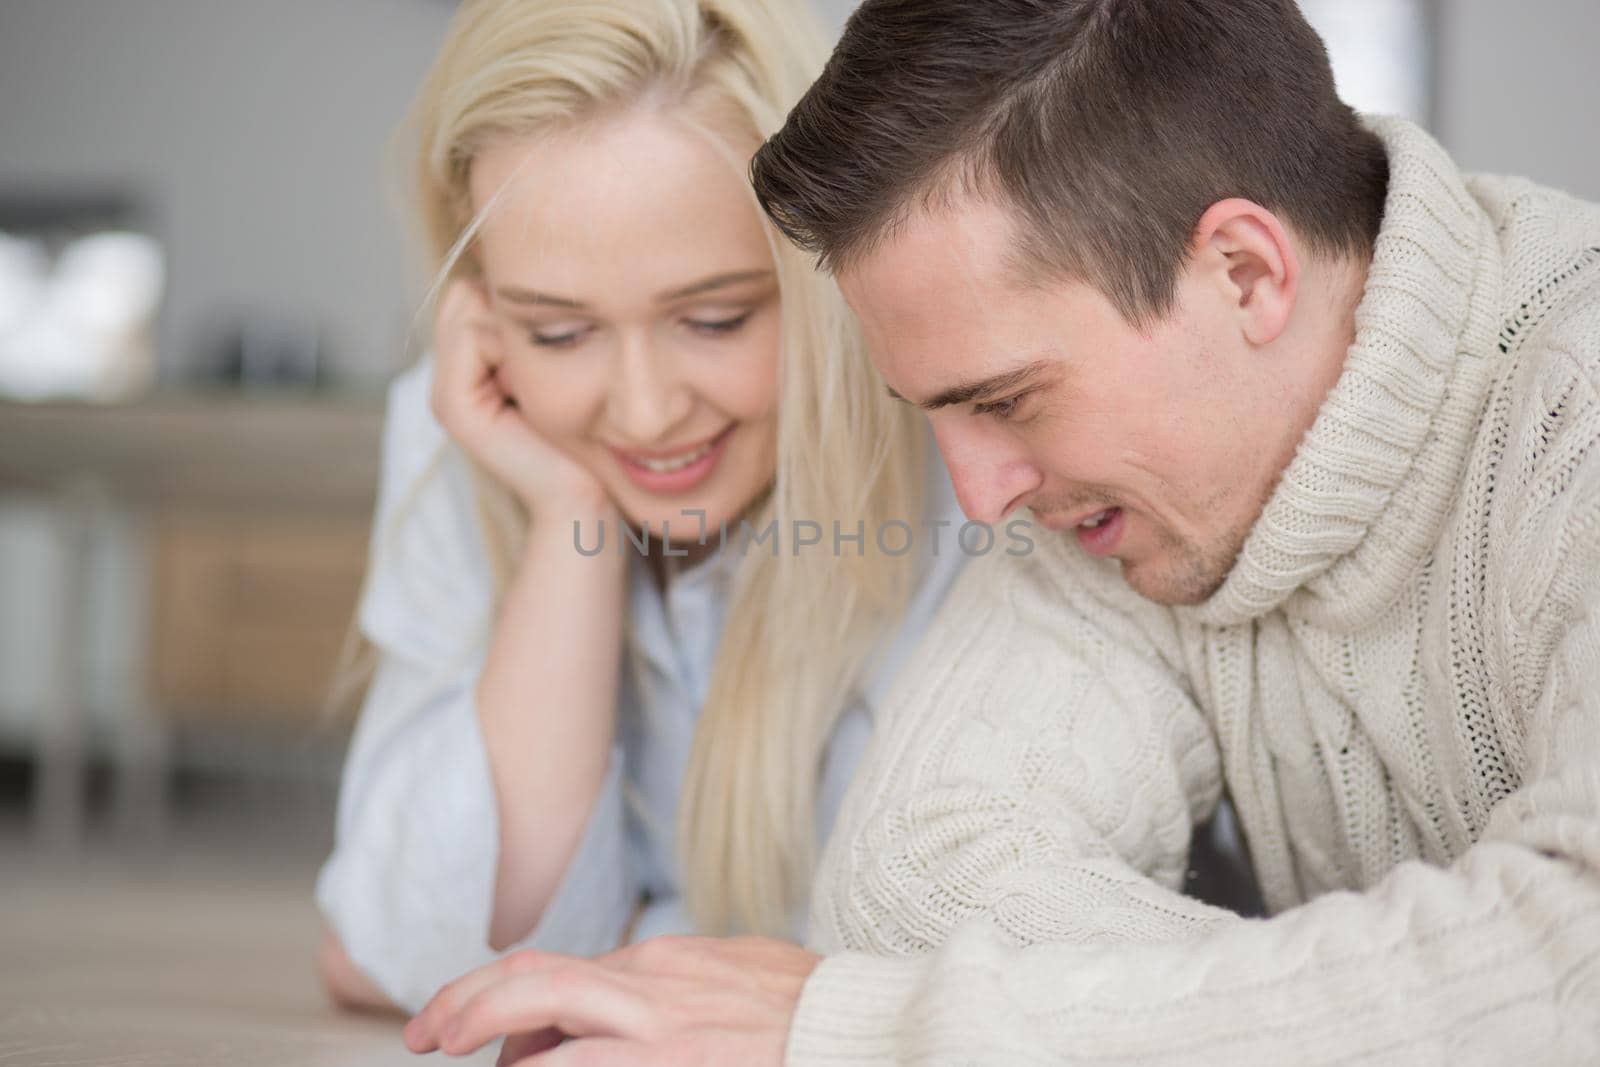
top-left (686, 312), bottom-right (752, 336)
top-left (973, 394), bottom-right (1024, 420)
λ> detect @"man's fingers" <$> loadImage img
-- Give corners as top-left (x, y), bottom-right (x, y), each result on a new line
top-left (404, 949), bottom-right (557, 1052)
top-left (495, 1028), bottom-right (564, 1065)
top-left (503, 1037), bottom-right (644, 1067)
top-left (441, 967), bottom-right (656, 1057)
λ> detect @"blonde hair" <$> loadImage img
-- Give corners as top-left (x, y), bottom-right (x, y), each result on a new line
top-left (405, 0), bottom-right (926, 935)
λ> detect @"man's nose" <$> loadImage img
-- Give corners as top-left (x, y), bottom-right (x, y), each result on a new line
top-left (931, 414), bottom-right (1043, 525)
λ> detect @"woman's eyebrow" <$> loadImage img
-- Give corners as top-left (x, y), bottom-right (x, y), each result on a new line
top-left (658, 269), bottom-right (775, 303)
top-left (494, 269), bottom-right (775, 311)
top-left (495, 286), bottom-right (585, 310)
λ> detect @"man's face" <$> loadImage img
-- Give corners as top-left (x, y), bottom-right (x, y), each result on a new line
top-left (837, 197), bottom-right (1286, 606)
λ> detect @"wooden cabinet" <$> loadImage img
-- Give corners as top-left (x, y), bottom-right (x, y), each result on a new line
top-left (151, 513), bottom-right (369, 726)
top-left (0, 391), bottom-right (385, 840)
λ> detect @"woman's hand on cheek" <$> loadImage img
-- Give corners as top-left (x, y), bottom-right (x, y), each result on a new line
top-left (430, 278), bottom-right (612, 521)
top-left (402, 935), bottom-right (819, 1067)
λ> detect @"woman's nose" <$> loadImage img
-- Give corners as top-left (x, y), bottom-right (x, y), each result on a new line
top-left (606, 334), bottom-right (692, 444)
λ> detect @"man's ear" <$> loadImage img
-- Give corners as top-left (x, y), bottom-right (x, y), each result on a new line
top-left (1191, 198), bottom-right (1299, 346)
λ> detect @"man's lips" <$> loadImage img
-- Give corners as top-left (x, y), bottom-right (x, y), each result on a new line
top-left (1035, 504), bottom-right (1123, 532)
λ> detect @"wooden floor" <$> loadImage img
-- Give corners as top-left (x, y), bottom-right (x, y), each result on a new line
top-left (0, 828), bottom-right (494, 1067)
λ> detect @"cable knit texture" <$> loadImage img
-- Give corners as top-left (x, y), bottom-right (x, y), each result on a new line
top-left (788, 118), bottom-right (1600, 1065)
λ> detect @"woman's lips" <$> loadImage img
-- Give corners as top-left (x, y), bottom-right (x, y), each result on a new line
top-left (611, 425), bottom-right (736, 496)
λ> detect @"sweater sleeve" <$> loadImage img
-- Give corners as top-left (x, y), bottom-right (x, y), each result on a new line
top-left (791, 566), bottom-right (1600, 1065)
top-left (801, 532), bottom-right (1232, 963)
top-left (314, 363), bottom-right (638, 1012)
top-left (789, 420), bottom-right (1600, 1063)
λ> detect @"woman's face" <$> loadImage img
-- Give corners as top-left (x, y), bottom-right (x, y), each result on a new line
top-left (468, 108), bottom-right (781, 544)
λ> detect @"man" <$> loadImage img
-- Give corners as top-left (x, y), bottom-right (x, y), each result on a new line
top-left (403, 0), bottom-right (1600, 1062)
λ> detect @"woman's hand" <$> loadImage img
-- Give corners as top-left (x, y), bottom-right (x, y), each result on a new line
top-left (430, 278), bottom-right (611, 518)
top-left (429, 282), bottom-right (628, 952)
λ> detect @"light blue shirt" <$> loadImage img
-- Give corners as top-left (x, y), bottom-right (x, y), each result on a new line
top-left (315, 360), bottom-right (968, 1011)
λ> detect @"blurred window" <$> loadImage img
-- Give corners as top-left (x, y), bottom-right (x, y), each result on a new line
top-left (0, 196), bottom-right (162, 402)
top-left (1299, 0), bottom-right (1432, 123)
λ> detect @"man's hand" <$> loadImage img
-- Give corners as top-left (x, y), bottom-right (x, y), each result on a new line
top-left (402, 935), bottom-right (820, 1066)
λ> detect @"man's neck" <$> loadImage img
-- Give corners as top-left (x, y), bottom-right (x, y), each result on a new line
top-left (1290, 250), bottom-right (1371, 441)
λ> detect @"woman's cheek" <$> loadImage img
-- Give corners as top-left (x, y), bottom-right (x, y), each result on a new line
top-left (722, 331), bottom-right (783, 421)
top-left (498, 362), bottom-right (590, 448)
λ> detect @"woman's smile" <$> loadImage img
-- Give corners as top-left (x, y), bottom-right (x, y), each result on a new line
top-left (609, 423), bottom-right (738, 496)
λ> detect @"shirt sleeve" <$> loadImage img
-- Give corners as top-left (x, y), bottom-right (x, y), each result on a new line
top-left (314, 361), bottom-right (639, 1012)
top-left (789, 488), bottom-right (1600, 1064)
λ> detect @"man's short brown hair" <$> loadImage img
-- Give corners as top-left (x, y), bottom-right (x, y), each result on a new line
top-left (751, 0), bottom-right (1389, 323)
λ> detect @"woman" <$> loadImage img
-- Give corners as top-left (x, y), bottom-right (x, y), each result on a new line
top-left (314, 0), bottom-right (967, 1013)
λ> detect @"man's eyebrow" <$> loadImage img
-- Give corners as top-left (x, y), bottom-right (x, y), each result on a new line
top-left (887, 359), bottom-right (1055, 410)
top-left (495, 270), bottom-right (774, 312)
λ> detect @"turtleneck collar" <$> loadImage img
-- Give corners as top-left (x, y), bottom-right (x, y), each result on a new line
top-left (1192, 117), bottom-right (1506, 630)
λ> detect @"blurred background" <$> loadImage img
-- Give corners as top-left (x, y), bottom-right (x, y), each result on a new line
top-left (0, 0), bottom-right (1596, 1060)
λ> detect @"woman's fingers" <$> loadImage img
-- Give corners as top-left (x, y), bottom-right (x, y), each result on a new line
top-left (424, 277), bottom-right (607, 512)
top-left (429, 277), bottom-right (505, 439)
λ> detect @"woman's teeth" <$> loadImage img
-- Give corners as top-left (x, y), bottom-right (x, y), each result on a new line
top-left (633, 439), bottom-right (717, 473)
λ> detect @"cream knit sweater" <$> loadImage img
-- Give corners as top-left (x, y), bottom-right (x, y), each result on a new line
top-left (788, 118), bottom-right (1600, 1064)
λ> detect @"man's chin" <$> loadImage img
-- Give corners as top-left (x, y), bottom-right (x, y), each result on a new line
top-left (1119, 553), bottom-right (1227, 607)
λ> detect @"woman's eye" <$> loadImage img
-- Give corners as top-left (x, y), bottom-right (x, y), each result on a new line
top-left (529, 326), bottom-right (592, 348)
top-left (686, 312), bottom-right (752, 336)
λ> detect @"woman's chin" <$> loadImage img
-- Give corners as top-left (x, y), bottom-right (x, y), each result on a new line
top-left (614, 503), bottom-right (740, 550)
